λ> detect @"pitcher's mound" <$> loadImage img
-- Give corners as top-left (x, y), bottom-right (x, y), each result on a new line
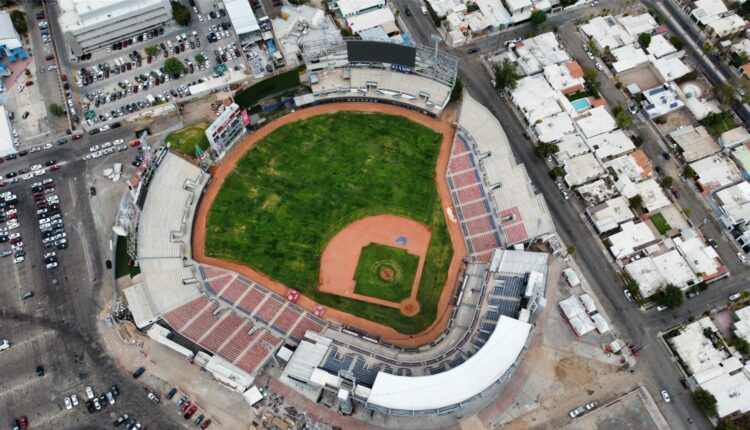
top-left (379, 266), bottom-right (395, 281)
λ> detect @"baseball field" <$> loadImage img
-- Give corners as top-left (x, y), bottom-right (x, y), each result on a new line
top-left (205, 111), bottom-right (454, 334)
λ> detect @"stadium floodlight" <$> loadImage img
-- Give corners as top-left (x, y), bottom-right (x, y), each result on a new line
top-left (431, 34), bottom-right (441, 78)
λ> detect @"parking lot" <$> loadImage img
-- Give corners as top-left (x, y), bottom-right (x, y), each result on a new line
top-left (52, 5), bottom-right (248, 131)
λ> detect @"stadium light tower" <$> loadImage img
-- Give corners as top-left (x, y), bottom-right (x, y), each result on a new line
top-left (431, 34), bottom-right (441, 78)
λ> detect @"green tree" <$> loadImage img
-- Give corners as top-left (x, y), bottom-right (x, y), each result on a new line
top-left (0, 0), bottom-right (18, 7)
top-left (693, 387), bottom-right (718, 417)
top-left (550, 166), bottom-right (565, 178)
top-left (531, 10), bottom-right (547, 25)
top-left (493, 58), bottom-right (521, 91)
top-left (669, 35), bottom-right (684, 50)
top-left (638, 32), bottom-right (652, 48)
top-left (655, 284), bottom-right (683, 308)
top-left (49, 103), bottom-right (65, 117)
top-left (616, 110), bottom-right (633, 128)
top-left (661, 176), bottom-right (674, 187)
top-left (535, 143), bottom-right (559, 158)
top-left (145, 46), bottom-right (160, 57)
top-left (164, 57), bottom-right (184, 78)
top-left (732, 53), bottom-right (749, 68)
top-left (171, 2), bottom-right (192, 26)
top-left (684, 165), bottom-right (697, 178)
top-left (195, 53), bottom-right (206, 65)
top-left (560, 0), bottom-right (577, 6)
top-left (10, 10), bottom-right (27, 35)
top-left (583, 67), bottom-right (602, 98)
top-left (716, 420), bottom-right (739, 430)
top-left (628, 194), bottom-right (644, 210)
top-left (567, 244), bottom-right (577, 254)
top-left (715, 84), bottom-right (735, 106)
top-left (340, 27), bottom-right (352, 37)
top-left (732, 337), bottom-right (750, 355)
top-left (702, 41), bottom-right (713, 55)
top-left (450, 76), bottom-right (463, 102)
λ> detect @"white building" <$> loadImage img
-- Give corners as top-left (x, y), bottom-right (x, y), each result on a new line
top-left (617, 13), bottom-right (658, 37)
top-left (563, 153), bottom-right (605, 187)
top-left (580, 16), bottom-right (634, 51)
top-left (513, 32), bottom-right (570, 76)
top-left (346, 7), bottom-right (397, 35)
top-left (689, 0), bottom-right (728, 26)
top-left (668, 126), bottom-right (720, 163)
top-left (605, 150), bottom-right (654, 182)
top-left (674, 229), bottom-right (724, 279)
top-left (554, 134), bottom-right (589, 162)
top-left (585, 196), bottom-right (635, 234)
top-left (734, 306), bottom-right (750, 341)
top-left (543, 61), bottom-right (585, 94)
top-left (641, 83), bottom-right (685, 119)
top-left (629, 178), bottom-right (671, 213)
top-left (705, 14), bottom-right (746, 38)
top-left (611, 45), bottom-right (649, 74)
top-left (670, 316), bottom-right (750, 418)
top-left (335, 0), bottom-right (384, 18)
top-left (645, 35), bottom-right (678, 59)
top-left (575, 106), bottom-right (617, 139)
top-left (719, 126), bottom-right (750, 149)
top-left (651, 56), bottom-right (692, 83)
top-left (205, 103), bottom-right (245, 158)
top-left (625, 250), bottom-right (697, 298)
top-left (224, 0), bottom-right (261, 43)
top-left (716, 182), bottom-right (750, 228)
top-left (587, 129), bottom-right (635, 161)
top-left (608, 221), bottom-right (658, 259)
top-left (59, 0), bottom-right (172, 55)
top-left (690, 154), bottom-right (742, 194)
top-left (0, 105), bottom-right (15, 157)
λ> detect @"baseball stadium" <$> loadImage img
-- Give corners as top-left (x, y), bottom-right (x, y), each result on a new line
top-left (118, 39), bottom-right (558, 425)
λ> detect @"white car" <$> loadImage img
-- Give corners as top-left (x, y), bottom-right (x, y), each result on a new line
top-left (44, 143), bottom-right (53, 149)
top-left (100, 125), bottom-right (110, 132)
top-left (85, 386), bottom-right (94, 399)
top-left (17, 84), bottom-right (24, 92)
top-left (0, 340), bottom-right (9, 350)
top-left (31, 164), bottom-right (43, 171)
top-left (113, 138), bottom-right (124, 145)
top-left (46, 262), bottom-right (58, 269)
top-left (64, 397), bottom-right (72, 410)
top-left (739, 252), bottom-right (748, 264)
top-left (101, 141), bottom-right (112, 149)
top-left (71, 394), bottom-right (79, 406)
top-left (595, 62), bottom-right (603, 71)
top-left (89, 145), bottom-right (100, 152)
top-left (30, 146), bottom-right (42, 153)
top-left (656, 305), bottom-right (668, 311)
top-left (661, 390), bottom-right (671, 403)
top-left (14, 256), bottom-right (24, 264)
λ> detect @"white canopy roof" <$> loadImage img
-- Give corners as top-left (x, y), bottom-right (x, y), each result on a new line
top-left (224, 0), bottom-right (260, 35)
top-left (367, 316), bottom-right (531, 411)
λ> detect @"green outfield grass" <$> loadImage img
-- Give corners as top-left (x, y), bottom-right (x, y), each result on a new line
top-left (165, 125), bottom-right (210, 157)
top-left (353, 244), bottom-right (419, 303)
top-left (206, 112), bottom-right (453, 334)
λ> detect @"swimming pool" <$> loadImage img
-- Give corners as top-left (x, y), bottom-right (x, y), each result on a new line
top-left (571, 98), bottom-right (592, 112)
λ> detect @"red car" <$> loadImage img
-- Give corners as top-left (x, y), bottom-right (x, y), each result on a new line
top-left (130, 139), bottom-right (141, 147)
top-left (72, 134), bottom-right (83, 140)
top-left (25, 80), bottom-right (34, 86)
top-left (184, 404), bottom-right (198, 419)
top-left (179, 400), bottom-right (191, 412)
top-left (61, 74), bottom-right (68, 82)
top-left (49, 165), bottom-right (61, 171)
top-left (19, 416), bottom-right (28, 429)
top-left (200, 419), bottom-right (211, 429)
top-left (670, 187), bottom-right (679, 199)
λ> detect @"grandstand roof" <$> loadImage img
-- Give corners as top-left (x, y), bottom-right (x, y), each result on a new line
top-left (459, 94), bottom-right (556, 245)
top-left (366, 315), bottom-right (531, 411)
top-left (134, 152), bottom-right (209, 321)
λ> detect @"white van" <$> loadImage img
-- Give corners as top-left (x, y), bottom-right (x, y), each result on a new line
top-left (421, 5), bottom-right (428, 15)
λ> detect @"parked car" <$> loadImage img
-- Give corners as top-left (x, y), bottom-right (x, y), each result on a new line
top-left (132, 366), bottom-right (145, 378)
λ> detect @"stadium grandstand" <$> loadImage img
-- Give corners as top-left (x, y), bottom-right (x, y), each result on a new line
top-left (448, 95), bottom-right (556, 258)
top-left (295, 37), bottom-right (458, 115)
